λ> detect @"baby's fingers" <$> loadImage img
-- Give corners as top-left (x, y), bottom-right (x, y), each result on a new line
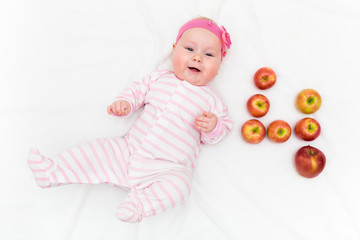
top-left (194, 118), bottom-right (210, 130)
top-left (115, 101), bottom-right (123, 115)
top-left (202, 111), bottom-right (216, 118)
top-left (117, 101), bottom-right (131, 115)
top-left (194, 121), bottom-right (206, 131)
top-left (107, 105), bottom-right (113, 115)
top-left (108, 102), bottom-right (122, 116)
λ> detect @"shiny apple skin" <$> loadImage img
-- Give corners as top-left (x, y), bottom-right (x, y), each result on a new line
top-left (296, 89), bottom-right (322, 114)
top-left (241, 119), bottom-right (266, 144)
top-left (267, 120), bottom-right (291, 143)
top-left (253, 67), bottom-right (277, 90)
top-left (295, 145), bottom-right (326, 178)
top-left (247, 94), bottom-right (270, 118)
top-left (295, 118), bottom-right (321, 141)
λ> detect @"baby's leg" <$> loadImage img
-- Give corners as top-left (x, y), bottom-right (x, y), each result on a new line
top-left (27, 137), bottom-right (130, 188)
top-left (116, 171), bottom-right (192, 223)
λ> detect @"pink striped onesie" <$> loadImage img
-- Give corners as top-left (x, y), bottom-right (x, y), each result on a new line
top-left (27, 70), bottom-right (232, 223)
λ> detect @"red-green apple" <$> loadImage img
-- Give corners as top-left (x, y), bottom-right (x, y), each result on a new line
top-left (267, 120), bottom-right (291, 143)
top-left (253, 67), bottom-right (277, 90)
top-left (241, 119), bottom-right (266, 144)
top-left (295, 118), bottom-right (321, 141)
top-left (296, 89), bottom-right (322, 114)
top-left (295, 145), bottom-right (326, 178)
top-left (247, 94), bottom-right (270, 118)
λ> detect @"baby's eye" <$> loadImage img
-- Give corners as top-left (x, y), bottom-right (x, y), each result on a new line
top-left (186, 47), bottom-right (194, 52)
top-left (205, 53), bottom-right (214, 57)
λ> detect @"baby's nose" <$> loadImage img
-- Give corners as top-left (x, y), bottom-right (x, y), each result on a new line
top-left (192, 54), bottom-right (203, 63)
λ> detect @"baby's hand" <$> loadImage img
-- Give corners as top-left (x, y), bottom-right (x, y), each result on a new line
top-left (194, 111), bottom-right (218, 133)
top-left (107, 100), bottom-right (131, 116)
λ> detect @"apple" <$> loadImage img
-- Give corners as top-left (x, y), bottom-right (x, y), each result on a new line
top-left (247, 94), bottom-right (270, 118)
top-left (296, 89), bottom-right (322, 114)
top-left (253, 67), bottom-right (277, 90)
top-left (294, 118), bottom-right (321, 141)
top-left (267, 120), bottom-right (291, 143)
top-left (295, 145), bottom-right (326, 178)
top-left (241, 119), bottom-right (266, 144)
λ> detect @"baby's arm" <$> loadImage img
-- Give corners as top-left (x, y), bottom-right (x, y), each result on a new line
top-left (107, 100), bottom-right (131, 116)
top-left (197, 94), bottom-right (232, 144)
top-left (199, 110), bottom-right (231, 144)
top-left (111, 71), bottom-right (168, 116)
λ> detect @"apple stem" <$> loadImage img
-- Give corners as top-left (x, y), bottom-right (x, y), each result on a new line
top-left (307, 145), bottom-right (314, 155)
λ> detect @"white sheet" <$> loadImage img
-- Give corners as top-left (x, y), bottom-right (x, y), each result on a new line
top-left (1, 0), bottom-right (360, 239)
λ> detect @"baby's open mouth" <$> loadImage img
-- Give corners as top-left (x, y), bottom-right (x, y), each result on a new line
top-left (188, 67), bottom-right (200, 72)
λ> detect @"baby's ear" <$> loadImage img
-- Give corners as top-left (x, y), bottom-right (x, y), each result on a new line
top-left (172, 43), bottom-right (176, 49)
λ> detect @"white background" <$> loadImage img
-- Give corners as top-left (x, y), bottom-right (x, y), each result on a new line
top-left (1, 0), bottom-right (360, 239)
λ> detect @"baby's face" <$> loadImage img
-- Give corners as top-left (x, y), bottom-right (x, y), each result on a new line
top-left (171, 28), bottom-right (222, 86)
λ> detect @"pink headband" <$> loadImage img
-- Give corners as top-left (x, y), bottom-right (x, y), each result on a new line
top-left (176, 19), bottom-right (232, 58)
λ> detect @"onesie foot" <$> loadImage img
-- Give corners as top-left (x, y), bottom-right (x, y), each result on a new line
top-left (27, 148), bottom-right (55, 188)
top-left (116, 201), bottom-right (143, 223)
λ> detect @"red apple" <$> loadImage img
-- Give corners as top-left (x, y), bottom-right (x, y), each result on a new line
top-left (296, 89), bottom-right (322, 114)
top-left (253, 67), bottom-right (277, 90)
top-left (267, 120), bottom-right (291, 143)
top-left (241, 119), bottom-right (266, 144)
top-left (295, 145), bottom-right (326, 178)
top-left (295, 118), bottom-right (321, 141)
top-left (247, 94), bottom-right (270, 118)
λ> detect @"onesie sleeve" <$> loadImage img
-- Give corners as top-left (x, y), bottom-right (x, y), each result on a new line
top-left (114, 71), bottom-right (167, 116)
top-left (200, 89), bottom-right (232, 145)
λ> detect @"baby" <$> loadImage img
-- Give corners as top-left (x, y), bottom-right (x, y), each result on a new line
top-left (27, 17), bottom-right (232, 223)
